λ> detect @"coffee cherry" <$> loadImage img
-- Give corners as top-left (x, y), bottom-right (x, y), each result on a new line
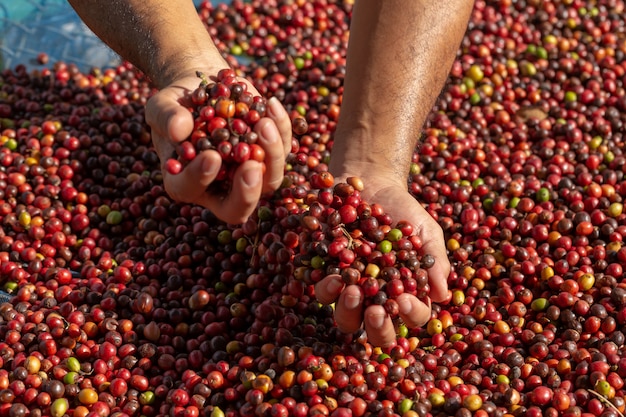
top-left (292, 117), bottom-right (308, 135)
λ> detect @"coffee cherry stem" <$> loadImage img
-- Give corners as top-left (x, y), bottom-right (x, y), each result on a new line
top-left (587, 389), bottom-right (625, 417)
top-left (195, 70), bottom-right (210, 87)
top-left (339, 225), bottom-right (354, 250)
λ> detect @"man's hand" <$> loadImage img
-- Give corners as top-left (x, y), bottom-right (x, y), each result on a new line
top-left (145, 73), bottom-right (292, 224)
top-left (315, 174), bottom-right (450, 348)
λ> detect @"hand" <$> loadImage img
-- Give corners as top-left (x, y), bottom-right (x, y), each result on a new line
top-left (145, 72), bottom-right (292, 224)
top-left (315, 173), bottom-right (450, 348)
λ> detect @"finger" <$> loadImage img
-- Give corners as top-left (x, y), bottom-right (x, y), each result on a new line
top-left (255, 117), bottom-right (287, 194)
top-left (145, 91), bottom-right (194, 143)
top-left (428, 259), bottom-right (451, 303)
top-left (267, 96), bottom-right (293, 156)
top-left (334, 284), bottom-right (365, 335)
top-left (363, 305), bottom-right (397, 348)
top-left (421, 228), bottom-right (451, 303)
top-left (163, 150), bottom-right (221, 203)
top-left (315, 275), bottom-right (344, 305)
top-left (203, 160), bottom-right (264, 224)
top-left (396, 293), bottom-right (432, 329)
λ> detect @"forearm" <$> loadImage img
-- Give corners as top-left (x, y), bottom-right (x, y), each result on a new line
top-left (330, 0), bottom-right (474, 182)
top-left (68, 0), bottom-right (227, 88)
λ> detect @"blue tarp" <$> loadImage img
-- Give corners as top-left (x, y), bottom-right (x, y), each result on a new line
top-left (0, 0), bottom-right (120, 71)
top-left (0, 0), bottom-right (210, 72)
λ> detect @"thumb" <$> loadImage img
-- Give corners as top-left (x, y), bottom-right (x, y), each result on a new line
top-left (146, 91), bottom-right (194, 143)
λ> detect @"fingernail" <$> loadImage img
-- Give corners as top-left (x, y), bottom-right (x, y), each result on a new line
top-left (326, 278), bottom-right (343, 294)
top-left (267, 96), bottom-right (283, 117)
top-left (345, 294), bottom-right (361, 310)
top-left (201, 157), bottom-right (218, 177)
top-left (398, 298), bottom-right (412, 316)
top-left (261, 119), bottom-right (278, 143)
top-left (242, 164), bottom-right (262, 187)
top-left (370, 313), bottom-right (385, 330)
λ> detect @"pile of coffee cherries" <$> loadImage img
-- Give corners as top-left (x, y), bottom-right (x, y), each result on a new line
top-left (0, 1), bottom-right (626, 417)
top-left (165, 70), bottom-right (270, 194)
